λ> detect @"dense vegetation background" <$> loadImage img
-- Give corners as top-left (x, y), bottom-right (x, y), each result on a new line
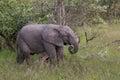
top-left (0, 0), bottom-right (120, 80)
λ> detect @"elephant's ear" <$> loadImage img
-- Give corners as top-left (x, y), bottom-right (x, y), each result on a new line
top-left (42, 28), bottom-right (64, 47)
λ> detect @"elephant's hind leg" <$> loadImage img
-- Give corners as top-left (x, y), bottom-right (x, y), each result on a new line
top-left (22, 49), bottom-right (31, 65)
top-left (17, 50), bottom-right (32, 65)
top-left (19, 42), bottom-right (32, 65)
top-left (25, 52), bottom-right (32, 65)
top-left (17, 51), bottom-right (25, 64)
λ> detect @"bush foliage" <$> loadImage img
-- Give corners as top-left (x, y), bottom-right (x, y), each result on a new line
top-left (0, 0), bottom-right (120, 50)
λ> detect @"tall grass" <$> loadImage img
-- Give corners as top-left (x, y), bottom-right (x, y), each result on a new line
top-left (0, 24), bottom-right (120, 80)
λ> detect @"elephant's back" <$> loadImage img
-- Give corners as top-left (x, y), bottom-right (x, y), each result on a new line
top-left (21, 24), bottom-right (45, 32)
top-left (21, 24), bottom-right (59, 32)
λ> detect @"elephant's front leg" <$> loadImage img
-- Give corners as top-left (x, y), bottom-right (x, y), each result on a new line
top-left (56, 47), bottom-right (64, 64)
top-left (43, 42), bottom-right (57, 64)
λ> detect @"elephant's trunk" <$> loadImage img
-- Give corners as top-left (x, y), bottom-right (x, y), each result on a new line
top-left (68, 41), bottom-right (79, 54)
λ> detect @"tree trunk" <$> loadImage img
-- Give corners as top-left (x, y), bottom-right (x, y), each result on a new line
top-left (107, 4), bottom-right (113, 25)
top-left (0, 33), bottom-right (16, 52)
top-left (52, 0), bottom-right (66, 25)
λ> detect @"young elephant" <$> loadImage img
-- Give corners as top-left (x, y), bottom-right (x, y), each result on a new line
top-left (16, 24), bottom-right (79, 65)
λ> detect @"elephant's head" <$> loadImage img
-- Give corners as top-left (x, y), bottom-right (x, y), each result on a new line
top-left (56, 26), bottom-right (79, 54)
top-left (42, 25), bottom-right (79, 54)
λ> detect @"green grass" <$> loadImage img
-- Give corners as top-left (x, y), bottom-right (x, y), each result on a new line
top-left (0, 24), bottom-right (120, 80)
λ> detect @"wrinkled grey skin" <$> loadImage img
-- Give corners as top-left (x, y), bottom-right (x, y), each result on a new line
top-left (16, 24), bottom-right (79, 65)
